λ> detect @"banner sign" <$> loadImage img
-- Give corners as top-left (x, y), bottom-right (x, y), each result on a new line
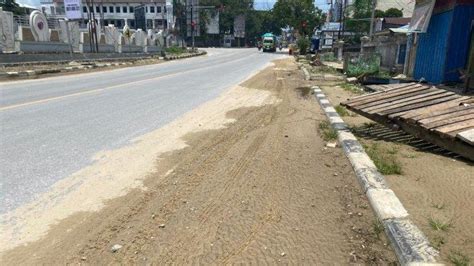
top-left (206, 10), bottom-right (219, 34)
top-left (234, 15), bottom-right (245, 38)
top-left (64, 0), bottom-right (82, 20)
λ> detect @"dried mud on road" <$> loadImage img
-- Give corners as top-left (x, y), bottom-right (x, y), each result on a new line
top-left (2, 59), bottom-right (396, 264)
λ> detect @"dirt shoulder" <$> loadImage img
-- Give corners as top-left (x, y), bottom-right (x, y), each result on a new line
top-left (318, 71), bottom-right (474, 265)
top-left (1, 58), bottom-right (396, 264)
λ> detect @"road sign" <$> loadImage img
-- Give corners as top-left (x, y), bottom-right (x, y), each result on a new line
top-left (64, 0), bottom-right (82, 20)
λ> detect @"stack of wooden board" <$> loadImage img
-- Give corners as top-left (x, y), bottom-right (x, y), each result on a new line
top-left (341, 83), bottom-right (474, 160)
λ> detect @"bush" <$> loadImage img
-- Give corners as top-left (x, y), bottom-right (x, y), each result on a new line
top-left (165, 46), bottom-right (187, 54)
top-left (296, 38), bottom-right (310, 55)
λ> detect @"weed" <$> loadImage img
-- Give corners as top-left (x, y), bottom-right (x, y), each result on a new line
top-left (403, 153), bottom-right (417, 159)
top-left (335, 105), bottom-right (349, 117)
top-left (432, 235), bottom-right (446, 250)
top-left (448, 250), bottom-right (470, 266)
top-left (319, 121), bottom-right (338, 141)
top-left (365, 143), bottom-right (402, 175)
top-left (320, 53), bottom-right (337, 62)
top-left (428, 217), bottom-right (452, 232)
top-left (296, 87), bottom-right (312, 98)
top-left (373, 220), bottom-right (384, 240)
top-left (432, 202), bottom-right (446, 210)
top-left (338, 82), bottom-right (364, 95)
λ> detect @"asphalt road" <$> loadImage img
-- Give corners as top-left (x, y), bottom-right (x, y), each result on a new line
top-left (0, 48), bottom-right (286, 214)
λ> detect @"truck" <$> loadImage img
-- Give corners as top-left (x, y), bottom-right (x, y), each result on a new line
top-left (261, 33), bottom-right (277, 52)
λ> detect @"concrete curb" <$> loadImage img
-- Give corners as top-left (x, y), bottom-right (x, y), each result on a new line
top-left (164, 51), bottom-right (207, 61)
top-left (0, 51), bottom-right (207, 81)
top-left (312, 85), bottom-right (440, 265)
top-left (302, 65), bottom-right (311, 80)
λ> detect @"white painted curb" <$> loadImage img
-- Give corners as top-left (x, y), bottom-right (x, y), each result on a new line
top-left (312, 86), bottom-right (440, 265)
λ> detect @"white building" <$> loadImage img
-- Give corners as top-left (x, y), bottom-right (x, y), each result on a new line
top-left (41, 0), bottom-right (173, 30)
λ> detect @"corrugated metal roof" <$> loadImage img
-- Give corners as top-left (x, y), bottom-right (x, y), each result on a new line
top-left (377, 0), bottom-right (416, 16)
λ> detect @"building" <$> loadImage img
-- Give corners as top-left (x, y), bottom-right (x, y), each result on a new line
top-left (374, 17), bottom-right (411, 32)
top-left (41, 0), bottom-right (172, 30)
top-left (409, 0), bottom-right (474, 85)
top-left (328, 0), bottom-right (353, 22)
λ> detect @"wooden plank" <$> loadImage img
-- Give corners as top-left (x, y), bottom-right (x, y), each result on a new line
top-left (354, 88), bottom-right (440, 110)
top-left (363, 90), bottom-right (451, 113)
top-left (347, 84), bottom-right (425, 104)
top-left (345, 85), bottom-right (428, 107)
top-left (343, 83), bottom-right (425, 105)
top-left (395, 97), bottom-right (472, 120)
top-left (418, 108), bottom-right (474, 125)
top-left (355, 83), bottom-right (418, 99)
top-left (423, 114), bottom-right (474, 129)
top-left (380, 95), bottom-right (462, 116)
top-left (457, 129), bottom-right (474, 145)
top-left (368, 92), bottom-right (456, 114)
top-left (397, 121), bottom-right (474, 161)
top-left (434, 120), bottom-right (474, 134)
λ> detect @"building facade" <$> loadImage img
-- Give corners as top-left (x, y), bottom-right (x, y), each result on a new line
top-left (412, 0), bottom-right (474, 84)
top-left (41, 0), bottom-right (172, 30)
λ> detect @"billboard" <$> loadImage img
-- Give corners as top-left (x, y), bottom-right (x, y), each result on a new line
top-left (64, 0), bottom-right (82, 20)
top-left (234, 15), bottom-right (245, 38)
top-left (134, 5), bottom-right (146, 30)
top-left (206, 10), bottom-right (219, 34)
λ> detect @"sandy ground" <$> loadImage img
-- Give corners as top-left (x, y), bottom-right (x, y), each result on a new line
top-left (1, 59), bottom-right (396, 264)
top-left (319, 75), bottom-right (474, 264)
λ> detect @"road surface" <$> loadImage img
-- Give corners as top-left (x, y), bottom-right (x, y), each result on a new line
top-left (0, 49), bottom-right (284, 214)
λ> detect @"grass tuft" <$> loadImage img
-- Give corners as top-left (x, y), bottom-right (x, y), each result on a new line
top-left (448, 250), bottom-right (471, 266)
top-left (432, 235), bottom-right (445, 250)
top-left (428, 217), bottom-right (452, 232)
top-left (432, 202), bottom-right (446, 210)
top-left (319, 121), bottom-right (338, 141)
top-left (338, 82), bottom-right (365, 95)
top-left (373, 220), bottom-right (384, 240)
top-left (335, 105), bottom-right (350, 117)
top-left (365, 143), bottom-right (402, 175)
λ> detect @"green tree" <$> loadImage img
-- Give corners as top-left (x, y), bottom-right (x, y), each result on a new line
top-left (0, 0), bottom-right (28, 15)
top-left (272, 0), bottom-right (325, 36)
top-left (374, 9), bottom-right (385, 18)
top-left (384, 8), bottom-right (403, 17)
top-left (345, 0), bottom-right (372, 34)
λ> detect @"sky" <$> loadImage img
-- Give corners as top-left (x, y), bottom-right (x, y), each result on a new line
top-left (18, 0), bottom-right (331, 12)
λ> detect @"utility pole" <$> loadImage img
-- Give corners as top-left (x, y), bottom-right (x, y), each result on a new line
top-left (191, 3), bottom-right (194, 49)
top-left (369, 0), bottom-right (376, 37)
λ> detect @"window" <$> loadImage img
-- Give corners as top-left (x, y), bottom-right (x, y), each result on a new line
top-left (109, 6), bottom-right (114, 13)
top-left (164, 6), bottom-right (166, 13)
top-left (116, 6), bottom-right (120, 13)
top-left (122, 6), bottom-right (127, 13)
top-left (102, 6), bottom-right (107, 13)
top-left (83, 6), bottom-right (87, 13)
top-left (145, 6), bottom-right (148, 13)
top-left (157, 6), bottom-right (161, 13)
top-left (129, 6), bottom-right (134, 13)
top-left (95, 6), bottom-right (100, 13)
top-left (150, 6), bottom-right (155, 13)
